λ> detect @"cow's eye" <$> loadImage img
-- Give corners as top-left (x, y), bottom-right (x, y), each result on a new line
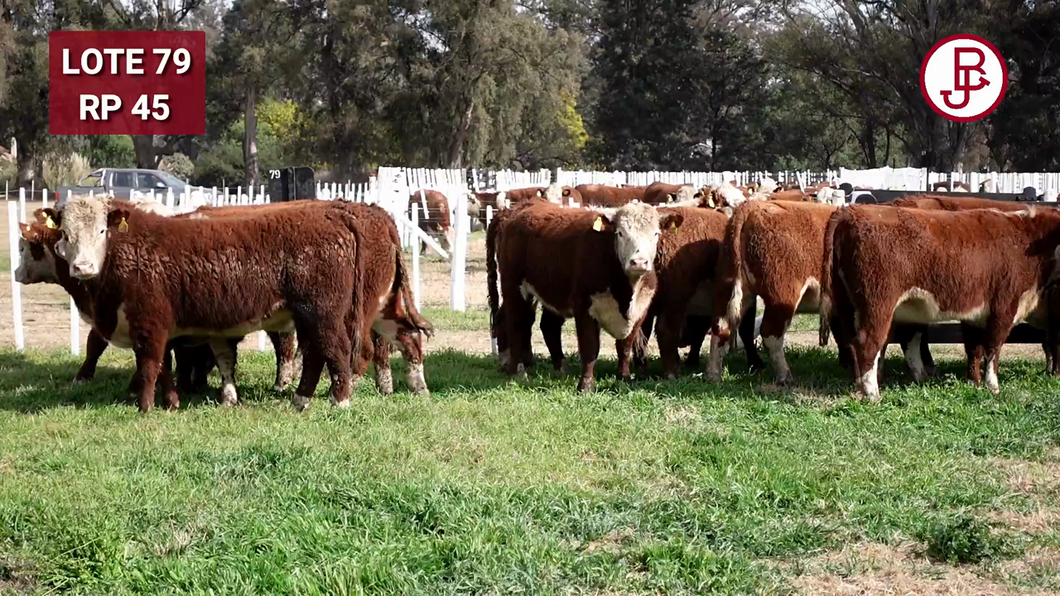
top-left (100, 228), bottom-right (106, 235)
top-left (655, 230), bottom-right (661, 237)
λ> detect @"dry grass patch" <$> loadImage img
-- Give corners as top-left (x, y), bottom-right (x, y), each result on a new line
top-left (993, 450), bottom-right (1060, 495)
top-left (788, 542), bottom-right (1040, 595)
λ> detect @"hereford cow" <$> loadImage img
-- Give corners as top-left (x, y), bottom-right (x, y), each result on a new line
top-left (15, 212), bottom-right (226, 396)
top-left (473, 191), bottom-right (510, 228)
top-left (190, 200), bottom-right (433, 396)
top-left (574, 184), bottom-right (647, 207)
top-left (642, 182), bottom-right (703, 205)
top-left (820, 205), bottom-right (1060, 401)
top-left (408, 190), bottom-right (453, 251)
top-left (931, 181), bottom-right (971, 192)
top-left (491, 200), bottom-right (683, 391)
top-left (707, 200), bottom-right (838, 384)
top-left (57, 197), bottom-right (367, 412)
top-left (631, 206), bottom-right (728, 377)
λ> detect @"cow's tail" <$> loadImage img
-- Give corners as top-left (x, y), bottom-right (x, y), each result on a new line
top-left (721, 203), bottom-right (750, 334)
top-left (819, 207), bottom-right (847, 347)
top-left (395, 246), bottom-right (434, 338)
top-left (486, 210), bottom-right (503, 339)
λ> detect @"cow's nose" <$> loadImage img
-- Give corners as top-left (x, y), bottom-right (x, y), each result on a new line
top-left (629, 257), bottom-right (651, 271)
top-left (72, 261), bottom-right (97, 278)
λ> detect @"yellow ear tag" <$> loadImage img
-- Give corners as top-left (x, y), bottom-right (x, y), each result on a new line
top-left (118, 217), bottom-right (129, 232)
top-left (45, 216), bottom-right (57, 230)
top-left (669, 221), bottom-right (677, 231)
top-left (592, 217), bottom-right (604, 232)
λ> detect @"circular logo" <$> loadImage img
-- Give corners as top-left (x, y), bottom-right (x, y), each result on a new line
top-left (920, 34), bottom-right (1008, 122)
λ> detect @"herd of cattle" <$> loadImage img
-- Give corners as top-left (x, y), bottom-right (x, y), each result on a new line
top-left (11, 175), bottom-right (1058, 412)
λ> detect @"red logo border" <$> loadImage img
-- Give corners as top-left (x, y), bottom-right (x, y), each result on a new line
top-left (919, 33), bottom-right (1008, 123)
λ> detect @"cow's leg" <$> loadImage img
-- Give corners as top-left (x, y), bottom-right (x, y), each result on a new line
top-left (981, 312), bottom-right (1016, 395)
top-left (615, 320), bottom-right (644, 383)
top-left (270, 332), bottom-right (297, 391)
top-left (503, 288), bottom-right (534, 378)
top-left (540, 309), bottom-right (566, 373)
top-left (396, 330), bottom-right (428, 396)
top-left (851, 314), bottom-right (891, 403)
top-left (684, 316), bottom-right (710, 369)
top-left (759, 302), bottom-right (796, 385)
top-left (738, 309), bottom-right (763, 373)
top-left (900, 327), bottom-right (928, 383)
top-left (961, 324), bottom-right (986, 386)
top-left (371, 330), bottom-right (394, 395)
top-left (74, 329), bottom-right (109, 383)
top-left (318, 319), bottom-right (354, 408)
top-left (494, 303), bottom-right (510, 371)
top-left (291, 322), bottom-right (326, 412)
top-left (634, 311), bottom-right (654, 374)
top-left (920, 327), bottom-right (937, 376)
top-left (132, 331), bottom-right (167, 413)
top-left (208, 339), bottom-right (239, 406)
top-left (160, 349), bottom-right (179, 410)
top-left (657, 312), bottom-right (683, 379)
top-left (706, 324), bottom-right (729, 382)
top-left (574, 313), bottom-right (601, 392)
top-left (831, 313), bottom-right (855, 371)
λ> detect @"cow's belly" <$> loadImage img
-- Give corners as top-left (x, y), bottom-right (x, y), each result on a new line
top-left (173, 308), bottom-right (296, 339)
top-left (685, 282), bottom-right (715, 317)
top-left (891, 287), bottom-right (990, 326)
top-left (589, 279), bottom-right (655, 340)
top-left (521, 281), bottom-right (573, 318)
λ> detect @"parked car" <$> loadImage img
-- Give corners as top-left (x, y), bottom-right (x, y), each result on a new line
top-left (56, 168), bottom-right (193, 206)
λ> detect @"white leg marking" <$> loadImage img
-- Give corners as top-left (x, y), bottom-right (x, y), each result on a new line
top-left (985, 357), bottom-right (1000, 394)
top-left (763, 335), bottom-right (791, 384)
top-left (375, 365), bottom-right (394, 395)
top-left (904, 332), bottom-right (927, 382)
top-left (859, 351), bottom-right (882, 403)
top-left (706, 334), bottom-right (728, 382)
top-left (210, 340), bottom-right (239, 406)
top-left (406, 362), bottom-right (429, 396)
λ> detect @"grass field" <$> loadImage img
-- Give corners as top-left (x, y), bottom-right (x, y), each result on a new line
top-left (1, 309), bottom-right (1060, 594)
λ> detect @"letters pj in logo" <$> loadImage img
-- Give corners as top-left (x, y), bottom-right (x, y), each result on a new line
top-left (920, 34), bottom-right (1008, 122)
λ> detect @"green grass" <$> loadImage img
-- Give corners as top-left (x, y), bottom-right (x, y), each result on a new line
top-left (1, 327), bottom-right (1059, 593)
top-left (0, 253), bottom-right (9, 274)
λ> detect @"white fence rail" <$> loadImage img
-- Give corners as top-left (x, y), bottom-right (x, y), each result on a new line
top-left (5, 165), bottom-right (1060, 353)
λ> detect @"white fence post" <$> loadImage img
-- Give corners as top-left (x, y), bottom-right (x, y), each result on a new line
top-left (450, 191), bottom-right (467, 311)
top-left (18, 187), bottom-right (26, 223)
top-left (411, 203), bottom-right (421, 310)
top-left (8, 202), bottom-right (24, 351)
top-left (42, 188), bottom-right (48, 209)
top-left (258, 331), bottom-right (267, 351)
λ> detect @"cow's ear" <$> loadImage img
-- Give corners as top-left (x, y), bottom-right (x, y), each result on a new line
top-left (562, 188), bottom-right (571, 196)
top-left (659, 212), bottom-right (684, 231)
top-left (35, 208), bottom-right (60, 228)
top-left (18, 222), bottom-right (35, 240)
top-left (666, 193), bottom-right (676, 202)
top-left (592, 214), bottom-right (612, 233)
top-left (107, 207), bottom-right (132, 231)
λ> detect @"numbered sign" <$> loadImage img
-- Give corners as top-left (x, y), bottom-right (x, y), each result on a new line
top-left (265, 167), bottom-right (315, 201)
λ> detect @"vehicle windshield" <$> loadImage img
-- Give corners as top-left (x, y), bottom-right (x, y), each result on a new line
top-left (155, 171), bottom-right (188, 187)
top-left (80, 171), bottom-right (104, 187)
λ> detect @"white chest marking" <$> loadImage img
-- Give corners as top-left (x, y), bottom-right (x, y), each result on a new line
top-left (110, 303), bottom-right (133, 349)
top-left (589, 277), bottom-right (655, 339)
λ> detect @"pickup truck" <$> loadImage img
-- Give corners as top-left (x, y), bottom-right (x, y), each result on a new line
top-left (56, 168), bottom-right (193, 206)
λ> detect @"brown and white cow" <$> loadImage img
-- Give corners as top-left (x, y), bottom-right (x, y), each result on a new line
top-left (708, 200), bottom-right (838, 384)
top-left (408, 190), bottom-right (454, 251)
top-left (574, 184), bottom-right (647, 207)
top-left (491, 200), bottom-right (682, 391)
top-left (57, 197), bottom-right (367, 412)
top-left (633, 206), bottom-right (728, 378)
top-left (821, 205), bottom-right (1060, 401)
top-left (642, 182), bottom-right (703, 205)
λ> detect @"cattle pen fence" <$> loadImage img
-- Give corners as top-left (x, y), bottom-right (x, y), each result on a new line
top-left (5, 164), bottom-right (1060, 355)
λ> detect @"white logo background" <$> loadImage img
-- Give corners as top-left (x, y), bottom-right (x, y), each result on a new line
top-left (922, 37), bottom-right (1005, 120)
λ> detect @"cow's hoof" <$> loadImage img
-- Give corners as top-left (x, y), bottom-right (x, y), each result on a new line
top-left (291, 394), bottom-right (311, 412)
top-left (72, 376), bottom-right (91, 385)
top-left (705, 370), bottom-right (722, 383)
top-left (332, 398), bottom-right (352, 410)
top-left (412, 388), bottom-right (430, 398)
top-left (515, 364), bottom-right (528, 381)
top-left (664, 371), bottom-right (678, 381)
top-left (577, 378), bottom-right (594, 392)
top-left (774, 375), bottom-right (793, 387)
top-left (163, 393), bottom-right (180, 410)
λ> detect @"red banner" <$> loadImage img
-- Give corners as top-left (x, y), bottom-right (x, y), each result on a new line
top-left (49, 31), bottom-right (206, 135)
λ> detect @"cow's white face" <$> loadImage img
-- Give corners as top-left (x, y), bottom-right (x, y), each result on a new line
top-left (667, 185), bottom-right (701, 203)
top-left (543, 183), bottom-right (564, 204)
top-left (57, 198), bottom-right (116, 280)
top-left (466, 192), bottom-right (482, 217)
top-left (14, 224), bottom-right (60, 285)
top-left (597, 203), bottom-right (682, 277)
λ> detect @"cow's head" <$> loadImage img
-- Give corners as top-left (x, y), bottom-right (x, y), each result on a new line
top-left (666, 185), bottom-right (702, 204)
top-left (15, 217), bottom-right (63, 285)
top-left (543, 183), bottom-right (564, 205)
top-left (57, 198), bottom-right (129, 280)
top-left (495, 191), bottom-right (510, 210)
top-left (592, 203), bottom-right (683, 277)
top-left (562, 186), bottom-right (583, 206)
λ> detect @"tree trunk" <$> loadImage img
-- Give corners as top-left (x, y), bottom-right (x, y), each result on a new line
top-left (244, 86), bottom-right (259, 188)
top-left (446, 100), bottom-right (474, 168)
top-left (131, 135), bottom-right (157, 168)
top-left (15, 144), bottom-right (37, 186)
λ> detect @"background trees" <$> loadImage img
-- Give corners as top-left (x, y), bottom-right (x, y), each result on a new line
top-left (1, 0), bottom-right (1058, 187)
